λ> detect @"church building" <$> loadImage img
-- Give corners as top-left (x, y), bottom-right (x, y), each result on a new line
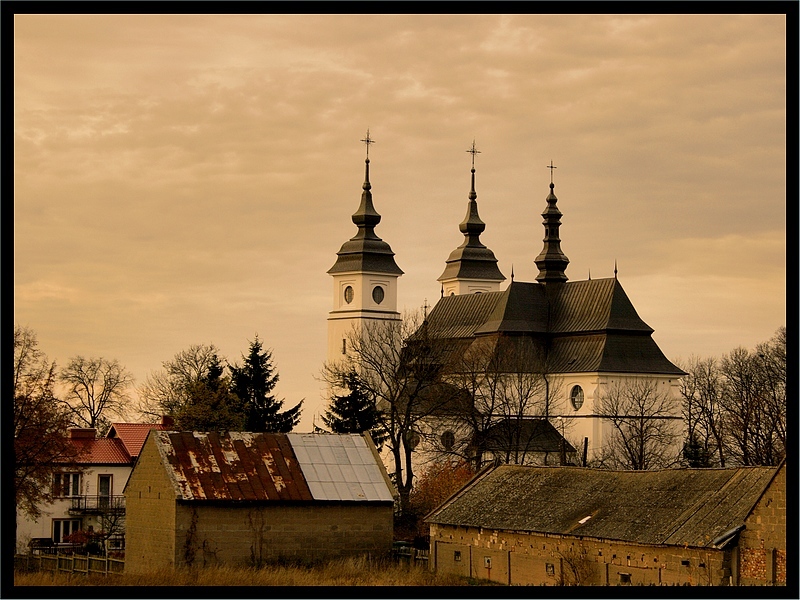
top-left (327, 136), bottom-right (684, 467)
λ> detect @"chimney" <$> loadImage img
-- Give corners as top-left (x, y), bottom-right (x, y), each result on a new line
top-left (69, 428), bottom-right (96, 439)
top-left (161, 415), bottom-right (175, 428)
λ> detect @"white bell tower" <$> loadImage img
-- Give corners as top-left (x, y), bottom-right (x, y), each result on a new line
top-left (327, 131), bottom-right (403, 367)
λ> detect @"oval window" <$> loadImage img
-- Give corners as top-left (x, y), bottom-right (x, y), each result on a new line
top-left (441, 430), bottom-right (455, 450)
top-left (372, 286), bottom-right (385, 304)
top-left (570, 385), bottom-right (584, 410)
top-left (404, 430), bottom-right (420, 450)
top-left (344, 285), bottom-right (354, 304)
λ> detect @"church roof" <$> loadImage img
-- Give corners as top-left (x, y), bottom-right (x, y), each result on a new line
top-left (426, 463), bottom-right (781, 548)
top-left (425, 278), bottom-right (683, 375)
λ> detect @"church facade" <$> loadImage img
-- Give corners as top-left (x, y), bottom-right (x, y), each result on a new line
top-left (327, 140), bottom-right (684, 468)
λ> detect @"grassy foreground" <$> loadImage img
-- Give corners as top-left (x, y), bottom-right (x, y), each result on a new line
top-left (15, 556), bottom-right (497, 587)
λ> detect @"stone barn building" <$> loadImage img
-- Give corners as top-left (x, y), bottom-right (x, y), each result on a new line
top-left (426, 462), bottom-right (785, 586)
top-left (124, 431), bottom-right (395, 572)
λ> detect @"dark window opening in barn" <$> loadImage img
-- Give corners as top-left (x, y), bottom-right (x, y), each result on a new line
top-left (619, 573), bottom-right (631, 585)
top-left (546, 563), bottom-right (555, 575)
top-left (699, 562), bottom-right (706, 568)
top-left (598, 550), bottom-right (602, 556)
top-left (681, 560), bottom-right (690, 567)
top-left (454, 551), bottom-right (461, 562)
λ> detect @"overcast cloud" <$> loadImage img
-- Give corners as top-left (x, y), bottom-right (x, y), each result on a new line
top-left (14, 14), bottom-right (786, 430)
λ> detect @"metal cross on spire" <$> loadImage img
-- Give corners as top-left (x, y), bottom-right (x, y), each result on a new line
top-left (360, 129), bottom-right (375, 158)
top-left (467, 139), bottom-right (481, 169)
top-left (547, 160), bottom-right (557, 184)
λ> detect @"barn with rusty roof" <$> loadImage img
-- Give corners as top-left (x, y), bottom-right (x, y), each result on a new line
top-left (425, 462), bottom-right (786, 586)
top-left (124, 430), bottom-right (396, 572)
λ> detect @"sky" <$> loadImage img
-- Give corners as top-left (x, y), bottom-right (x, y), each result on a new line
top-left (14, 13), bottom-right (787, 432)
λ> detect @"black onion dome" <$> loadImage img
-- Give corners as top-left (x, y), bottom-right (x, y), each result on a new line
top-left (438, 167), bottom-right (505, 283)
top-left (328, 158), bottom-right (403, 275)
top-left (534, 182), bottom-right (569, 283)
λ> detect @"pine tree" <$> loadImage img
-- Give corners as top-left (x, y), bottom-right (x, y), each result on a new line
top-left (229, 336), bottom-right (302, 432)
top-left (322, 370), bottom-right (386, 450)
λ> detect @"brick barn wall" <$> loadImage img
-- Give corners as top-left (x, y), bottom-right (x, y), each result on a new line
top-left (175, 502), bottom-right (394, 568)
top-left (124, 435), bottom-right (179, 573)
top-left (739, 464), bottom-right (786, 585)
top-left (429, 523), bottom-right (729, 586)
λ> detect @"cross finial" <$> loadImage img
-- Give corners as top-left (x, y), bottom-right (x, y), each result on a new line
top-left (361, 129), bottom-right (375, 158)
top-left (467, 139), bottom-right (481, 169)
top-left (547, 160), bottom-right (557, 184)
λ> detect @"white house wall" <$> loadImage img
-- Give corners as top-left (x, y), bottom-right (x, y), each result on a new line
top-left (16, 464), bottom-right (132, 553)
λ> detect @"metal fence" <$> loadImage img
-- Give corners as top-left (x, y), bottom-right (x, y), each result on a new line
top-left (15, 553), bottom-right (124, 576)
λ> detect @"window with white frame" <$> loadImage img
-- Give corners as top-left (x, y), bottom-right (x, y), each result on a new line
top-left (52, 519), bottom-right (81, 544)
top-left (53, 472), bottom-right (81, 497)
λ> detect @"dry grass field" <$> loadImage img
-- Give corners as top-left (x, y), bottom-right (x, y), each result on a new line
top-left (14, 556), bottom-right (498, 587)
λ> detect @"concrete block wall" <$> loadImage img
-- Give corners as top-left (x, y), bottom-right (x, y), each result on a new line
top-left (739, 464), bottom-right (786, 585)
top-left (123, 436), bottom-right (179, 573)
top-left (429, 523), bottom-right (728, 586)
top-left (175, 502), bottom-right (394, 568)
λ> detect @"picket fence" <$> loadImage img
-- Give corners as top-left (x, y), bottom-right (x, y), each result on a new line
top-left (15, 553), bottom-right (124, 577)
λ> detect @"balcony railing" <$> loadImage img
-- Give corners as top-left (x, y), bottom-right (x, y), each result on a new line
top-left (67, 495), bottom-right (125, 514)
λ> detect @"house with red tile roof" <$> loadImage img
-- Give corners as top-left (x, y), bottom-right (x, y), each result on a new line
top-left (15, 419), bottom-right (171, 555)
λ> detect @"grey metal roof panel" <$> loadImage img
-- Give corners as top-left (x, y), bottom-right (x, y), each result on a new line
top-left (286, 433), bottom-right (394, 502)
top-left (426, 465), bottom-right (778, 548)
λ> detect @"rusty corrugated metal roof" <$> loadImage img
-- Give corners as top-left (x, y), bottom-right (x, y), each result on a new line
top-left (152, 431), bottom-right (394, 503)
top-left (156, 431), bottom-right (313, 502)
top-left (426, 464), bottom-right (779, 548)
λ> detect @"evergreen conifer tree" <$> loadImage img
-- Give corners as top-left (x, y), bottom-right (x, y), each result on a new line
top-left (229, 335), bottom-right (302, 432)
top-left (322, 370), bottom-right (386, 450)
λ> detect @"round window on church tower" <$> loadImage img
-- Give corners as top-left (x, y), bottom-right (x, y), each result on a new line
top-left (344, 286), bottom-right (354, 304)
top-left (372, 285), bottom-right (385, 304)
top-left (570, 385), bottom-right (584, 410)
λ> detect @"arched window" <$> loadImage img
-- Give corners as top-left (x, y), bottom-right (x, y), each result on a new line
top-left (570, 385), bottom-right (584, 410)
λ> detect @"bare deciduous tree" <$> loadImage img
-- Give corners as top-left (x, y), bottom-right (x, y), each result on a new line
top-left (320, 311), bottom-right (452, 516)
top-left (435, 336), bottom-right (565, 469)
top-left (721, 339), bottom-right (784, 466)
top-left (677, 355), bottom-right (727, 467)
top-left (59, 356), bottom-right (134, 434)
top-left (137, 343), bottom-right (221, 422)
top-left (595, 378), bottom-right (682, 470)
top-left (14, 326), bottom-right (79, 521)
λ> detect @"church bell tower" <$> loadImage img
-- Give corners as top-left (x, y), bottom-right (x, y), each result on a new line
top-left (327, 131), bottom-right (403, 366)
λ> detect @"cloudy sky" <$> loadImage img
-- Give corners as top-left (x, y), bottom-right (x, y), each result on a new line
top-left (14, 13), bottom-right (786, 431)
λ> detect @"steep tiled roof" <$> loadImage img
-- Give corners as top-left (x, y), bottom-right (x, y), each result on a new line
top-left (426, 464), bottom-right (779, 548)
top-left (149, 431), bottom-right (394, 503)
top-left (107, 422), bottom-right (170, 458)
top-left (70, 437), bottom-right (131, 465)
